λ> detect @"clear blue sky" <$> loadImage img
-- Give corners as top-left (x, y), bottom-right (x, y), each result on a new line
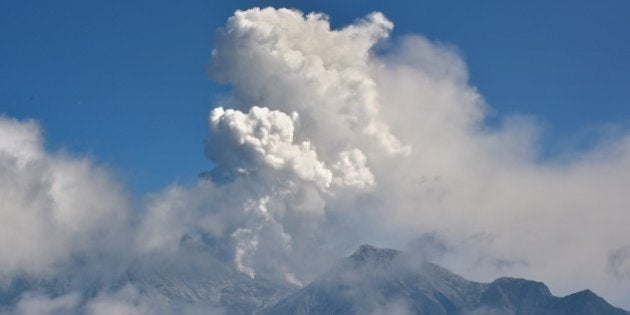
top-left (2, 0), bottom-right (629, 193)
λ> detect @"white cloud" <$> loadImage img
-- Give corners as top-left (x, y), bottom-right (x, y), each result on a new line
top-left (0, 116), bottom-right (130, 279)
top-left (13, 292), bottom-right (80, 315)
top-left (84, 285), bottom-right (162, 315)
top-left (9, 285), bottom-right (223, 315)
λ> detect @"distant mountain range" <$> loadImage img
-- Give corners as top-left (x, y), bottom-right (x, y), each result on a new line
top-left (0, 244), bottom-right (626, 314)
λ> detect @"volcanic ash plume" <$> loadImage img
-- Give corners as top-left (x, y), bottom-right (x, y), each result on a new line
top-left (201, 7), bottom-right (413, 282)
top-left (203, 7), bottom-right (630, 306)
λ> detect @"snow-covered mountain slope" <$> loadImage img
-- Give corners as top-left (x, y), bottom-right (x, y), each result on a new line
top-left (0, 244), bottom-right (627, 314)
top-left (261, 245), bottom-right (629, 315)
top-left (0, 246), bottom-right (296, 314)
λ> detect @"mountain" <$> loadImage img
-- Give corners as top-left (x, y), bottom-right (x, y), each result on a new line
top-left (0, 246), bottom-right (296, 315)
top-left (261, 245), bottom-right (629, 315)
top-left (0, 244), bottom-right (627, 314)
top-left (125, 250), bottom-right (296, 314)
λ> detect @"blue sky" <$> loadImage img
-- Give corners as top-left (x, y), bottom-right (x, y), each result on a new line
top-left (2, 0), bottom-right (629, 193)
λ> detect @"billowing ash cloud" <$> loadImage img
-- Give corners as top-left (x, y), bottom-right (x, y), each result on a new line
top-left (209, 7), bottom-right (409, 157)
top-left (1, 6), bottom-right (630, 312)
top-left (203, 7), bottom-right (630, 306)
top-left (207, 106), bottom-right (332, 188)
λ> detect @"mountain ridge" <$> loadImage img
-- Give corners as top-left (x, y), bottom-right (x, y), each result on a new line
top-left (261, 244), bottom-right (629, 315)
top-left (0, 244), bottom-right (626, 314)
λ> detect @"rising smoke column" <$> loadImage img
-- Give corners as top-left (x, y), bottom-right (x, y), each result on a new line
top-left (201, 7), bottom-right (412, 282)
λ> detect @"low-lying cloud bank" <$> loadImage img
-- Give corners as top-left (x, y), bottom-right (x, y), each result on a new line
top-left (0, 6), bottom-right (629, 312)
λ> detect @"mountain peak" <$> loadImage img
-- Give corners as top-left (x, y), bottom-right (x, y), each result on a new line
top-left (349, 244), bottom-right (400, 265)
top-left (555, 289), bottom-right (629, 315)
top-left (488, 277), bottom-right (553, 297)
